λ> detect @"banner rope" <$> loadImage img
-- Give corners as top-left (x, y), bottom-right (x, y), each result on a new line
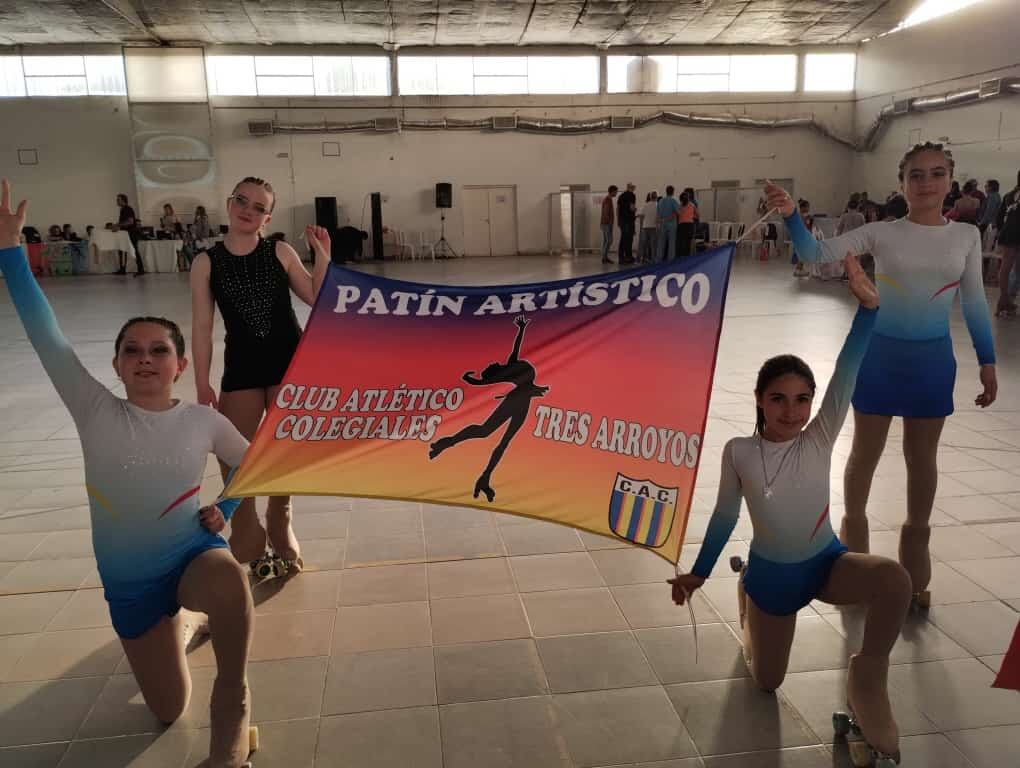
top-left (733, 208), bottom-right (779, 245)
top-left (674, 559), bottom-right (698, 664)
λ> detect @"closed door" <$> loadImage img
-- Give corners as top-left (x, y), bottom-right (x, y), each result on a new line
top-left (487, 188), bottom-right (516, 256)
top-left (462, 188), bottom-right (491, 256)
top-left (462, 186), bottom-right (517, 256)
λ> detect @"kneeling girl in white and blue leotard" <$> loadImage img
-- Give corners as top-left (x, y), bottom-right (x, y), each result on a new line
top-left (669, 255), bottom-right (911, 761)
top-left (0, 180), bottom-right (330, 767)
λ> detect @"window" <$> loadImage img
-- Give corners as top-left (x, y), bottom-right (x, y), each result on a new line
top-left (23, 56), bottom-right (88, 95)
top-left (0, 57), bottom-right (26, 97)
top-left (607, 54), bottom-right (797, 93)
top-left (677, 55), bottom-right (730, 92)
top-left (803, 53), bottom-right (856, 92)
top-left (607, 55), bottom-right (640, 94)
top-left (206, 56), bottom-right (257, 96)
top-left (729, 55), bottom-right (797, 92)
top-left (84, 56), bottom-right (127, 95)
top-left (207, 55), bottom-right (389, 96)
top-left (397, 55), bottom-right (597, 95)
top-left (15, 55), bottom-right (126, 96)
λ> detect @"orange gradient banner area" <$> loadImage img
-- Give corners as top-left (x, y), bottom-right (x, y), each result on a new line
top-left (227, 244), bottom-right (735, 564)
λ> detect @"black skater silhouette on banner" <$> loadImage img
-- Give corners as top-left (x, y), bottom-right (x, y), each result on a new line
top-left (429, 314), bottom-right (549, 502)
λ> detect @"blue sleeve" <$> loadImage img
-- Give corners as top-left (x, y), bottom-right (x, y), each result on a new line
top-left (785, 213), bottom-right (876, 265)
top-left (808, 306), bottom-right (878, 446)
top-left (0, 246), bottom-right (106, 421)
top-left (215, 467), bottom-right (243, 521)
top-left (691, 441), bottom-right (743, 578)
top-left (959, 228), bottom-right (996, 366)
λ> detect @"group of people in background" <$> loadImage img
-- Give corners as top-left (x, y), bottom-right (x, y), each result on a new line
top-left (23, 196), bottom-right (220, 276)
top-left (600, 183), bottom-right (699, 265)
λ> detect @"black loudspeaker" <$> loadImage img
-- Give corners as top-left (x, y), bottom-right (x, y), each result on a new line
top-left (314, 196), bottom-right (339, 231)
top-left (370, 192), bottom-right (384, 260)
top-left (435, 182), bottom-right (453, 209)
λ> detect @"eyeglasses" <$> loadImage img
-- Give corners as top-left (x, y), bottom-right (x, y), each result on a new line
top-left (230, 194), bottom-right (270, 216)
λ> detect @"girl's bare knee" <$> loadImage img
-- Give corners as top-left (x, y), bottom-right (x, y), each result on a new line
top-left (876, 558), bottom-right (912, 607)
top-left (146, 684), bottom-right (190, 724)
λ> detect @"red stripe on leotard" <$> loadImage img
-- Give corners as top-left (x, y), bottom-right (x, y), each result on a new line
top-left (930, 280), bottom-right (960, 301)
top-left (809, 504), bottom-right (829, 541)
top-left (159, 485), bottom-right (201, 519)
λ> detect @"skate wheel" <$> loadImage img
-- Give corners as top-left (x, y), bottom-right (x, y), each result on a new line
top-left (249, 725), bottom-right (259, 753)
top-left (913, 590), bottom-right (931, 609)
top-left (729, 555), bottom-right (745, 573)
top-left (832, 711), bottom-right (852, 737)
top-left (874, 756), bottom-right (900, 768)
top-left (848, 740), bottom-right (874, 767)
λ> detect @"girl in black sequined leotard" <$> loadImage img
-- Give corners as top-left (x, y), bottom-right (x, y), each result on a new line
top-left (190, 176), bottom-right (330, 571)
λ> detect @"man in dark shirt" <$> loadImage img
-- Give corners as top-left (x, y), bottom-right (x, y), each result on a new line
top-left (116, 193), bottom-right (145, 276)
top-left (600, 185), bottom-right (618, 264)
top-left (616, 183), bottom-right (637, 265)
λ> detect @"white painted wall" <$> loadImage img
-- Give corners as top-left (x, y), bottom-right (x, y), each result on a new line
top-left (0, 96), bottom-right (135, 237)
top-left (1, 57), bottom-right (860, 253)
top-left (211, 95), bottom-right (854, 254)
top-left (853, 0), bottom-right (1020, 198)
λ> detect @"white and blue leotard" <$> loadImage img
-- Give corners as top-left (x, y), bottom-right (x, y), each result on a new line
top-left (691, 307), bottom-right (877, 615)
top-left (0, 245), bottom-right (248, 638)
top-left (785, 213), bottom-right (994, 417)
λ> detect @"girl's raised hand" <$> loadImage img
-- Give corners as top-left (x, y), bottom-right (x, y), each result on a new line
top-left (0, 179), bottom-right (28, 250)
top-left (763, 179), bottom-right (795, 218)
top-left (305, 224), bottom-right (332, 261)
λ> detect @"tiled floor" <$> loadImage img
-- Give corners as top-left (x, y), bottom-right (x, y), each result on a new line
top-left (1, 253), bottom-right (1018, 767)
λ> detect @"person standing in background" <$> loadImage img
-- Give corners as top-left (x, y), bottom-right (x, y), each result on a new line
top-left (637, 191), bottom-right (658, 264)
top-left (616, 183), bottom-right (637, 265)
top-left (676, 192), bottom-right (698, 259)
top-left (160, 204), bottom-right (184, 237)
top-left (994, 171), bottom-right (1020, 317)
top-left (116, 193), bottom-right (145, 277)
top-left (980, 180), bottom-right (1001, 238)
top-left (837, 199), bottom-right (866, 236)
top-left (601, 186), bottom-right (618, 265)
top-left (656, 185), bottom-right (681, 262)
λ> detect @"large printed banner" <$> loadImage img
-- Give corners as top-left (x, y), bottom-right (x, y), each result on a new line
top-left (226, 244), bottom-right (734, 564)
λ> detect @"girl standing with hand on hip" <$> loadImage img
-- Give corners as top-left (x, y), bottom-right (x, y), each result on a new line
top-left (191, 176), bottom-right (330, 577)
top-left (763, 143), bottom-right (997, 606)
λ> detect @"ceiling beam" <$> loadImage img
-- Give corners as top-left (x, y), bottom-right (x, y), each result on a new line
top-left (96, 0), bottom-right (165, 44)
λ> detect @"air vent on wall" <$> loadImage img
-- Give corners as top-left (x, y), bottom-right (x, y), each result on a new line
top-left (611, 115), bottom-right (635, 129)
top-left (492, 116), bottom-right (518, 130)
top-left (247, 120), bottom-right (275, 136)
top-left (892, 99), bottom-right (911, 115)
top-left (980, 78), bottom-right (1003, 98)
top-left (373, 117), bottom-right (400, 132)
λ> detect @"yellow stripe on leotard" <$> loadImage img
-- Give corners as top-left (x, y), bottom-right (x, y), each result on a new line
top-left (86, 484), bottom-right (118, 519)
top-left (874, 273), bottom-right (905, 294)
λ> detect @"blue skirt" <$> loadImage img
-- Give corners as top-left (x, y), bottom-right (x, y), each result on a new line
top-left (852, 333), bottom-right (956, 418)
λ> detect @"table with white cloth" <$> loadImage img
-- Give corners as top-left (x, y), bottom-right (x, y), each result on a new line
top-left (90, 230), bottom-right (135, 273)
top-left (138, 240), bottom-right (182, 273)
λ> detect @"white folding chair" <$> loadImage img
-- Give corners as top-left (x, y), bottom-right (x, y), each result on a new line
top-left (416, 231), bottom-right (436, 261)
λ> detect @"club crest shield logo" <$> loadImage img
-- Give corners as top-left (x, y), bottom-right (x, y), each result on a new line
top-left (608, 473), bottom-right (677, 548)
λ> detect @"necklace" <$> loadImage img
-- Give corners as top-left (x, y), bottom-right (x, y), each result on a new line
top-left (759, 434), bottom-right (797, 499)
